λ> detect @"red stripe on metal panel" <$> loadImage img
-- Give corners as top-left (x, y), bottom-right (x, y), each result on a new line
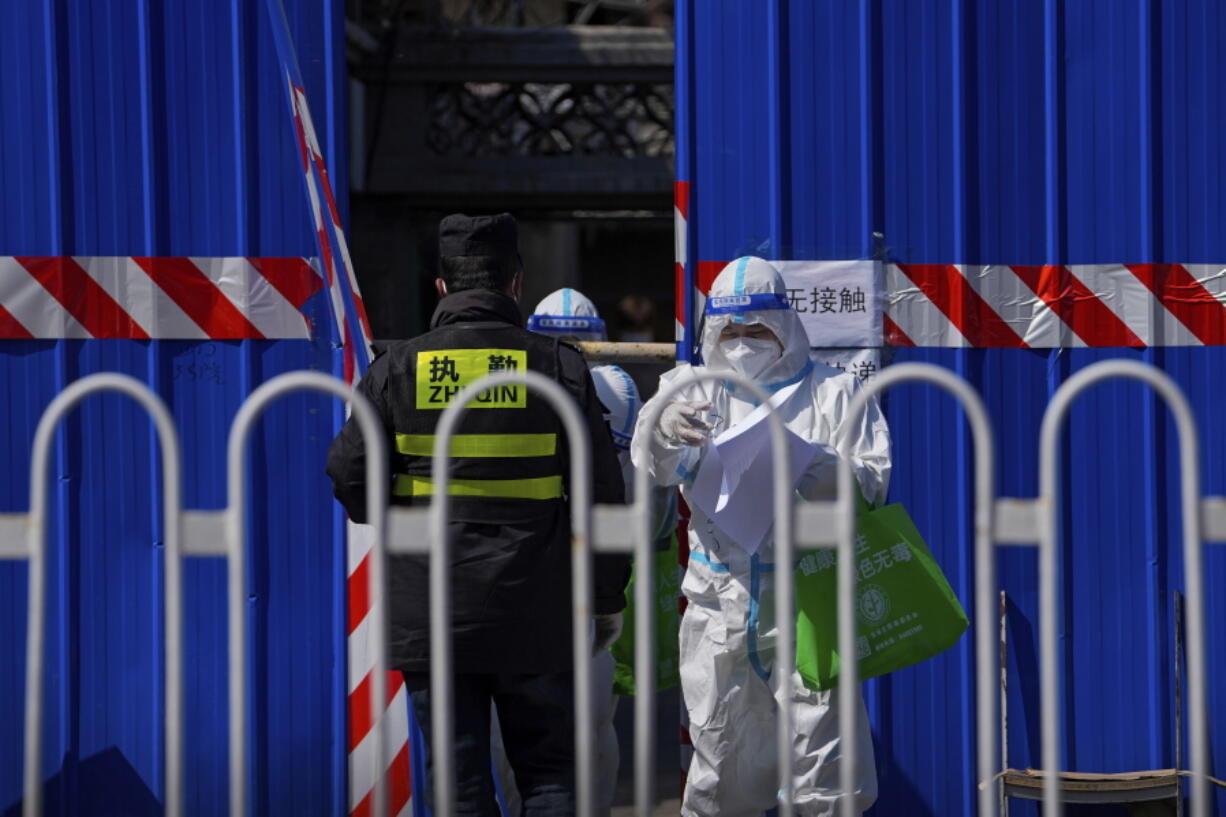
top-left (350, 741), bottom-right (412, 817)
top-left (350, 786), bottom-right (370, 817)
top-left (674, 263), bottom-right (686, 325)
top-left (312, 160), bottom-right (375, 343)
top-left (348, 551), bottom-right (371, 635)
top-left (346, 286), bottom-right (372, 345)
top-left (351, 291), bottom-right (372, 346)
top-left (317, 228), bottom-right (336, 285)
top-left (291, 107), bottom-right (311, 174)
top-left (696, 261), bottom-right (723, 296)
top-left (17, 256), bottom-right (150, 339)
top-left (882, 313), bottom-right (916, 346)
top-left (1126, 263), bottom-right (1226, 345)
top-left (895, 264), bottom-right (1027, 348)
top-left (388, 740), bottom-right (413, 814)
top-left (348, 671), bottom-right (406, 753)
top-left (348, 672), bottom-right (373, 754)
top-left (1010, 265), bottom-right (1144, 347)
top-left (249, 257), bottom-right (323, 309)
top-left (0, 301), bottom-right (34, 338)
top-left (133, 257), bottom-right (265, 339)
top-left (342, 320), bottom-right (356, 384)
top-left (674, 180), bottom-right (690, 220)
top-left (315, 156), bottom-right (345, 229)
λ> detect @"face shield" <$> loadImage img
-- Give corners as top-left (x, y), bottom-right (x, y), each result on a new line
top-left (700, 257), bottom-right (813, 390)
top-left (527, 287), bottom-right (607, 342)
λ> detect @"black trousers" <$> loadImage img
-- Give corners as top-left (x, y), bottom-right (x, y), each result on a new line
top-left (403, 670), bottom-right (575, 817)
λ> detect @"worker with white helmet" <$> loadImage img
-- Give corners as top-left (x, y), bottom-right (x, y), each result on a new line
top-left (494, 287), bottom-right (639, 817)
top-left (527, 287), bottom-right (608, 342)
top-left (528, 288), bottom-right (656, 505)
top-left (631, 257), bottom-right (891, 816)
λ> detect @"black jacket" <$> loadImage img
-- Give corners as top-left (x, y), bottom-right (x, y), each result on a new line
top-left (326, 289), bottom-right (628, 673)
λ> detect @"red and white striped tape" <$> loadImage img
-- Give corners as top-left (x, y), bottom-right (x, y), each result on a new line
top-left (289, 82), bottom-right (374, 358)
top-left (0, 256), bottom-right (320, 339)
top-left (674, 181), bottom-right (690, 345)
top-left (2, 246), bottom-right (412, 812)
top-left (286, 73), bottom-right (412, 817)
top-left (685, 259), bottom-right (1226, 348)
top-left (346, 525), bottom-right (412, 817)
top-left (886, 262), bottom-right (1226, 347)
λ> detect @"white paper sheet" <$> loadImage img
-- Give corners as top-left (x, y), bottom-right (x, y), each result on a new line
top-left (688, 382), bottom-right (818, 553)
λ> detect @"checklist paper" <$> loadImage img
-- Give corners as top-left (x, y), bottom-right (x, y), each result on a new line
top-left (688, 380), bottom-right (818, 553)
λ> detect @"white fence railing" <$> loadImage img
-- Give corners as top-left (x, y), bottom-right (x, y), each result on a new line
top-left (6, 360), bottom-right (1224, 817)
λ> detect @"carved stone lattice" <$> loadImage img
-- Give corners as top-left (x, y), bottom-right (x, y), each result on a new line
top-left (426, 81), bottom-right (674, 158)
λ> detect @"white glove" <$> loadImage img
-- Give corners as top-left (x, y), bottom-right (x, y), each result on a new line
top-left (796, 444), bottom-right (840, 500)
top-left (657, 400), bottom-right (713, 446)
top-left (592, 613), bottom-right (624, 655)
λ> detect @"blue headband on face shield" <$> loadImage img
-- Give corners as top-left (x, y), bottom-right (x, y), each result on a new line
top-left (527, 315), bottom-right (606, 334)
top-left (705, 292), bottom-right (790, 315)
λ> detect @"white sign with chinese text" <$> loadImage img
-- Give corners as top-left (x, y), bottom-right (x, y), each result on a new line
top-left (774, 260), bottom-right (882, 348)
top-left (810, 347), bottom-right (881, 382)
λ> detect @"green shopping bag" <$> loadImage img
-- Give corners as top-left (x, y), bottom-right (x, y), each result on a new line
top-left (795, 503), bottom-right (968, 690)
top-left (609, 532), bottom-right (682, 696)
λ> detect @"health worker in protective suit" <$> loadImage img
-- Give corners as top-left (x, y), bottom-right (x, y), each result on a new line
top-left (529, 287), bottom-right (644, 498)
top-left (631, 257), bottom-right (891, 817)
top-left (528, 287), bottom-right (608, 344)
top-left (523, 288), bottom-right (680, 816)
top-left (491, 288), bottom-right (635, 817)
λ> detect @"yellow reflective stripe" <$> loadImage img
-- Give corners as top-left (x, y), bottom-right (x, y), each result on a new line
top-left (395, 433), bottom-right (557, 458)
top-left (393, 474), bottom-right (563, 500)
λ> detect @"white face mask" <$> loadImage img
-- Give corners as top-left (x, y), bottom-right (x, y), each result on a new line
top-left (719, 336), bottom-right (782, 380)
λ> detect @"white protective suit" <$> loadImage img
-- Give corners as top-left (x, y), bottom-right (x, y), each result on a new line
top-left (493, 291), bottom-right (628, 817)
top-left (631, 257), bottom-right (891, 817)
top-left (590, 362), bottom-right (640, 499)
top-left (586, 363), bottom-right (641, 815)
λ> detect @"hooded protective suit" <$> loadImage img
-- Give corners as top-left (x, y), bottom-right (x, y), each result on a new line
top-left (496, 293), bottom-right (627, 817)
top-left (590, 363), bottom-right (639, 494)
top-left (585, 363), bottom-right (639, 815)
top-left (528, 288), bottom-right (607, 342)
top-left (631, 257), bottom-right (891, 817)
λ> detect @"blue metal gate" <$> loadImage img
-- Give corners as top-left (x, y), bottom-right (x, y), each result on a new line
top-left (675, 1), bottom-right (1226, 814)
top-left (0, 2), bottom-right (351, 814)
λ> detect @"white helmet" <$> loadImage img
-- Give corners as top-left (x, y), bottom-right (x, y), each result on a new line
top-left (527, 288), bottom-right (607, 342)
top-left (701, 256), bottom-right (812, 390)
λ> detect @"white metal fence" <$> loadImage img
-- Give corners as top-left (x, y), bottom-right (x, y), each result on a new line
top-left (5, 360), bottom-right (1223, 817)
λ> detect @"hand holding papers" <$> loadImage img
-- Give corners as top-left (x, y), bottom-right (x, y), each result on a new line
top-left (659, 400), bottom-right (714, 446)
top-left (688, 381), bottom-right (821, 553)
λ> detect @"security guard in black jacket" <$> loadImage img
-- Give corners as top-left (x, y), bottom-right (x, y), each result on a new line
top-left (326, 213), bottom-right (627, 817)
